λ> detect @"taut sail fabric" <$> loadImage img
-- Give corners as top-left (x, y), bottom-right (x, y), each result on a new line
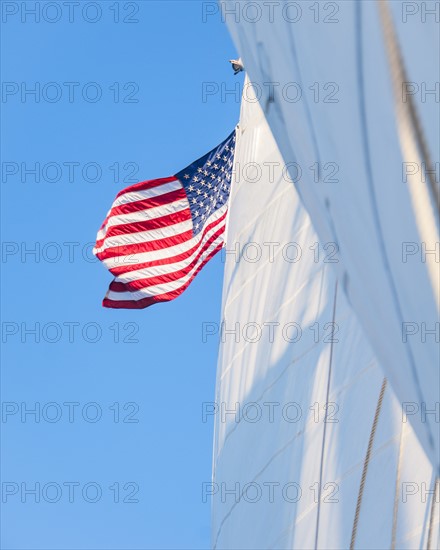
top-left (222, 0), bottom-right (439, 471)
top-left (212, 80), bottom-right (438, 549)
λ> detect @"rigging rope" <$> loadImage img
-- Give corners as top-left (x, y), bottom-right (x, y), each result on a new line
top-left (391, 422), bottom-right (405, 549)
top-left (350, 377), bottom-right (388, 549)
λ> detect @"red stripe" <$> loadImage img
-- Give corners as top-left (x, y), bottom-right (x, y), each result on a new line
top-left (99, 177), bottom-right (180, 231)
top-left (96, 210), bottom-right (227, 262)
top-left (96, 229), bottom-right (194, 261)
top-left (114, 176), bottom-right (177, 199)
top-left (108, 225), bottom-right (225, 292)
top-left (97, 187), bottom-right (186, 241)
top-left (102, 243), bottom-right (224, 309)
top-left (96, 208), bottom-right (191, 249)
top-left (106, 214), bottom-right (226, 276)
top-left (107, 187), bottom-right (186, 218)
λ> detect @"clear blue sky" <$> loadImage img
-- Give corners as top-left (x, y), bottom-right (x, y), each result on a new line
top-left (1, 2), bottom-right (240, 548)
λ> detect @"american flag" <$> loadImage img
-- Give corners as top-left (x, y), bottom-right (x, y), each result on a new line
top-left (94, 130), bottom-right (236, 309)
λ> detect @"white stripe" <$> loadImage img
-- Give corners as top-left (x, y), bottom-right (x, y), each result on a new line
top-left (100, 204), bottom-right (228, 268)
top-left (106, 236), bottom-right (224, 301)
top-left (96, 198), bottom-right (189, 241)
top-left (112, 179), bottom-right (181, 207)
top-left (113, 220), bottom-right (226, 283)
top-left (93, 219), bottom-right (192, 255)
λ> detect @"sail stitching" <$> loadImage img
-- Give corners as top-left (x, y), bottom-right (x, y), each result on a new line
top-left (427, 477), bottom-right (439, 550)
top-left (314, 280), bottom-right (338, 550)
top-left (214, 397), bottom-right (398, 549)
top-left (220, 264), bottom-right (325, 380)
top-left (223, 217), bottom-right (312, 314)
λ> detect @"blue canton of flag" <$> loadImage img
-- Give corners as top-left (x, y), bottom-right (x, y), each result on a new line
top-left (94, 128), bottom-right (237, 309)
top-left (176, 130), bottom-right (236, 235)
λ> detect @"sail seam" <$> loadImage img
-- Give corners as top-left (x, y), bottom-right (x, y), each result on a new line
top-left (314, 280), bottom-right (338, 550)
top-left (220, 264), bottom-right (325, 380)
top-left (212, 423), bottom-right (309, 549)
top-left (214, 386), bottom-right (397, 549)
top-left (218, 351), bottom-right (377, 460)
top-left (223, 217), bottom-right (312, 314)
top-left (427, 477), bottom-right (439, 550)
top-left (269, 433), bottom-right (399, 549)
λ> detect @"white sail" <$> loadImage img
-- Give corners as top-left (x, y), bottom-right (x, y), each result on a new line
top-left (211, 80), bottom-right (438, 549)
top-left (221, 0), bottom-right (440, 470)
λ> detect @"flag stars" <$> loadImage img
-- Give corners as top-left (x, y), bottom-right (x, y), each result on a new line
top-left (176, 133), bottom-right (234, 235)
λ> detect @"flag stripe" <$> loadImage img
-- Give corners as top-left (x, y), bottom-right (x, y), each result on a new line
top-left (104, 188), bottom-right (187, 220)
top-left (100, 208), bottom-right (227, 273)
top-left (112, 178), bottom-right (181, 207)
top-left (94, 131), bottom-right (235, 309)
top-left (110, 224), bottom-right (225, 290)
top-left (102, 243), bottom-right (223, 309)
top-left (95, 229), bottom-right (195, 261)
top-left (104, 242), bottom-right (224, 308)
top-left (97, 209), bottom-right (192, 244)
top-left (97, 198), bottom-right (189, 239)
top-left (94, 219), bottom-right (193, 253)
top-left (114, 176), bottom-right (177, 198)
